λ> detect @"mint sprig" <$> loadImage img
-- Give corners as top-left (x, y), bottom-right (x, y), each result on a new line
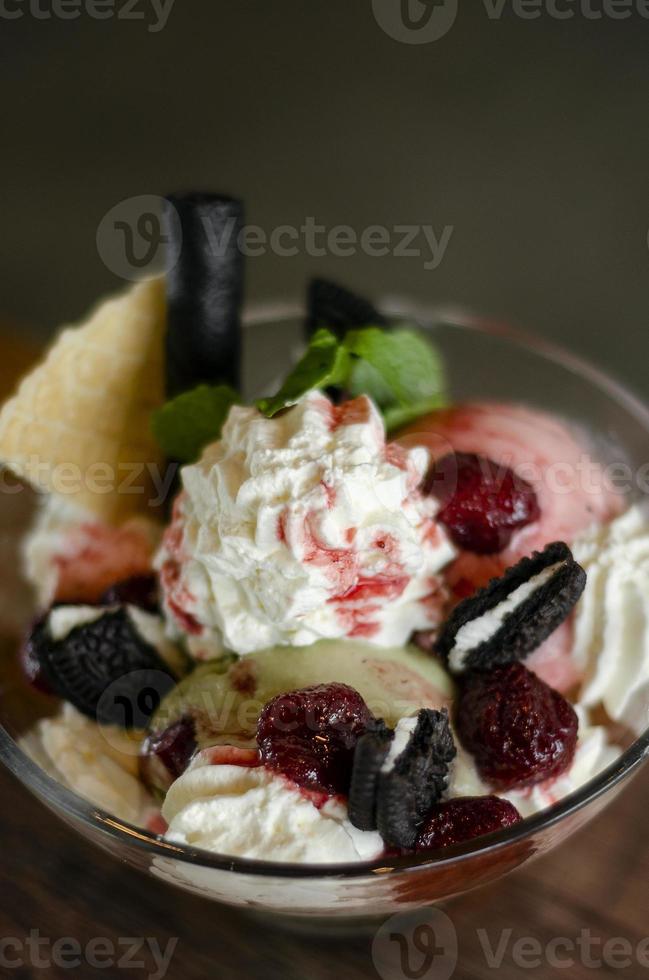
top-left (256, 324), bottom-right (446, 430)
top-left (256, 328), bottom-right (351, 418)
top-left (153, 325), bottom-right (446, 461)
top-left (152, 384), bottom-right (239, 463)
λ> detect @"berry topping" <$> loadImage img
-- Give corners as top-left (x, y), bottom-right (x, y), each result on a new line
top-left (200, 745), bottom-right (261, 767)
top-left (33, 608), bottom-right (176, 728)
top-left (139, 716), bottom-right (197, 796)
top-left (424, 452), bottom-right (540, 554)
top-left (415, 796), bottom-right (522, 852)
top-left (435, 541), bottom-right (587, 675)
top-left (100, 574), bottom-right (160, 613)
top-left (456, 663), bottom-right (578, 790)
top-left (372, 709), bottom-right (456, 849)
top-left (256, 683), bottom-right (375, 795)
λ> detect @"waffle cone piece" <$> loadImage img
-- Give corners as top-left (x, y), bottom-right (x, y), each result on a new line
top-left (0, 278), bottom-right (167, 524)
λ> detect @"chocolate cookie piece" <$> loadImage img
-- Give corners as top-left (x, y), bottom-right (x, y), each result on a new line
top-left (375, 708), bottom-right (456, 849)
top-left (348, 722), bottom-right (394, 832)
top-left (34, 607), bottom-right (176, 727)
top-left (435, 542), bottom-right (586, 676)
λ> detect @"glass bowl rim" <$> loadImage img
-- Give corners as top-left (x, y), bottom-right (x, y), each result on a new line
top-left (2, 305), bottom-right (649, 881)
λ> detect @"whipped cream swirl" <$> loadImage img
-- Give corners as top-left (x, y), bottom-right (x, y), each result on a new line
top-left (572, 505), bottom-right (649, 730)
top-left (162, 751), bottom-right (384, 863)
top-left (158, 391), bottom-right (454, 658)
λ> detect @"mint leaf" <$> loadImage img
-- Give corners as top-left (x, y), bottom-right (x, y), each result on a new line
top-left (152, 384), bottom-right (239, 462)
top-left (345, 327), bottom-right (445, 407)
top-left (347, 356), bottom-right (395, 407)
top-left (257, 329), bottom-right (351, 417)
top-left (256, 323), bottom-right (446, 431)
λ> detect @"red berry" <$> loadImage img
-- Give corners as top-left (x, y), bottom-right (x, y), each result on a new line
top-left (416, 796), bottom-right (522, 851)
top-left (424, 452), bottom-right (540, 554)
top-left (139, 717), bottom-right (197, 795)
top-left (456, 663), bottom-right (578, 790)
top-left (256, 683), bottom-right (375, 795)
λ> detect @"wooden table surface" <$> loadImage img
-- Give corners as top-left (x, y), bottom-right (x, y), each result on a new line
top-left (1, 334), bottom-right (648, 980)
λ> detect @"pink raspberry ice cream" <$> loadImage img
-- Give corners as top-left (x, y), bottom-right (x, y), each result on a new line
top-left (399, 402), bottom-right (623, 691)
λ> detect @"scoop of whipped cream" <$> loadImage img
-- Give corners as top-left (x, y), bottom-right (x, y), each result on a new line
top-left (25, 703), bottom-right (150, 824)
top-left (162, 751), bottom-right (384, 863)
top-left (157, 391), bottom-right (454, 658)
top-left (572, 505), bottom-right (649, 730)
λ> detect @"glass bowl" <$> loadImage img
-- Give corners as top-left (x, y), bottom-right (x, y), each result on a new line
top-left (1, 307), bottom-right (648, 923)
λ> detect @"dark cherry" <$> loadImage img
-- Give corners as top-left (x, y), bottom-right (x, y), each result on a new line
top-left (256, 683), bottom-right (376, 796)
top-left (424, 452), bottom-right (540, 554)
top-left (456, 663), bottom-right (578, 791)
top-left (415, 796), bottom-right (522, 851)
top-left (100, 574), bottom-right (160, 613)
top-left (139, 716), bottom-right (198, 796)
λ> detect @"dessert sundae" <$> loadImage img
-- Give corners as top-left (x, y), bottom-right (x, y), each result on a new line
top-left (1, 193), bottom-right (643, 865)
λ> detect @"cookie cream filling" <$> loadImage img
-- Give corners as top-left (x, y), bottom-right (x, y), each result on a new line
top-left (48, 604), bottom-right (106, 640)
top-left (157, 390), bottom-right (455, 658)
top-left (380, 715), bottom-right (417, 773)
top-left (449, 561), bottom-right (564, 673)
top-left (162, 753), bottom-right (384, 863)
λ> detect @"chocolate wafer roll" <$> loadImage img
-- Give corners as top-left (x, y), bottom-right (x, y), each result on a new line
top-left (164, 193), bottom-right (244, 396)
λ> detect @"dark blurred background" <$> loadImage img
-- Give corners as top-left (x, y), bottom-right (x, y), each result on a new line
top-left (2, 2), bottom-right (649, 393)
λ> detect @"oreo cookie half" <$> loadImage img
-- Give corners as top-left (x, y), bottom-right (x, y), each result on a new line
top-left (435, 541), bottom-right (587, 676)
top-left (348, 722), bottom-right (394, 832)
top-left (33, 607), bottom-right (176, 728)
top-left (375, 709), bottom-right (456, 849)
